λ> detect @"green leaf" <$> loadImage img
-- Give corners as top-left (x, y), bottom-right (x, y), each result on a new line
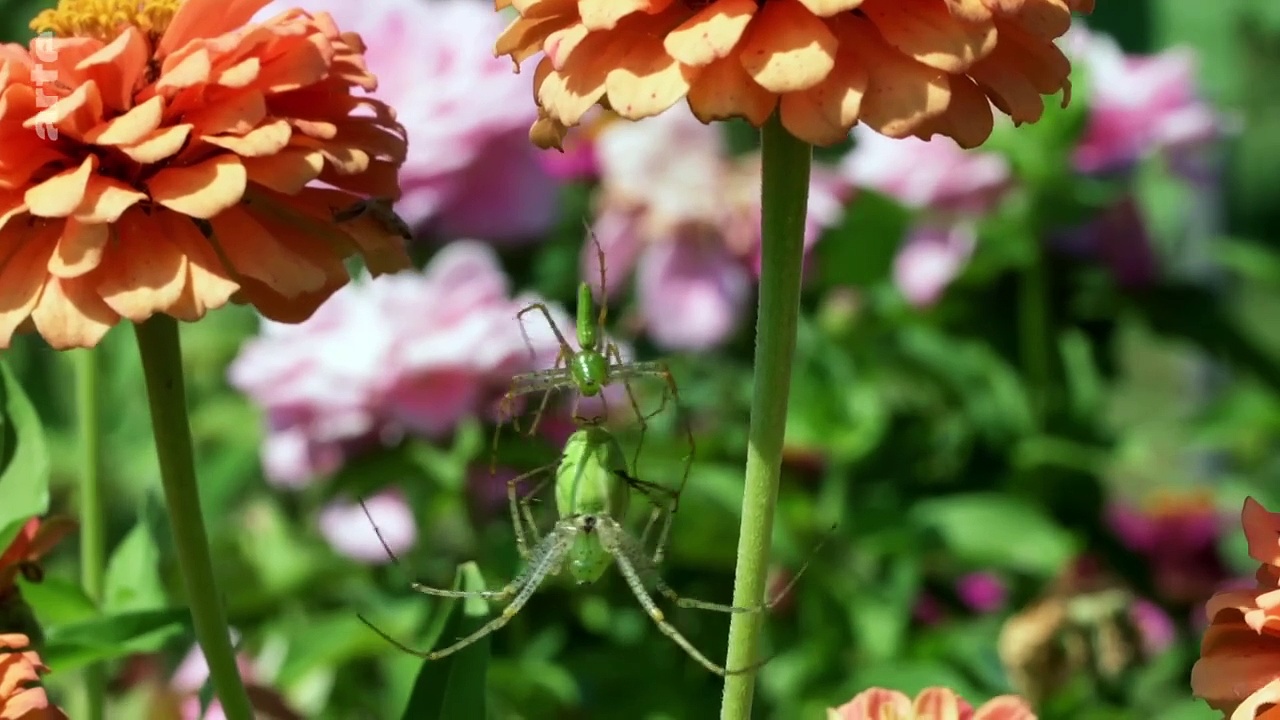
top-left (103, 512), bottom-right (166, 613)
top-left (0, 360), bottom-right (50, 550)
top-left (399, 562), bottom-right (492, 720)
top-left (814, 189), bottom-right (910, 290)
top-left (910, 493), bottom-right (1077, 577)
top-left (17, 576), bottom-right (97, 628)
top-left (41, 608), bottom-right (191, 672)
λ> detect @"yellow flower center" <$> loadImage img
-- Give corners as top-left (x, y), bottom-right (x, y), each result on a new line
top-left (29, 0), bottom-right (181, 42)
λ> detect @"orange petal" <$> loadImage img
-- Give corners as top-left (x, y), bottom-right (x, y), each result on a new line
top-left (30, 275), bottom-right (119, 350)
top-left (93, 210), bottom-right (187, 321)
top-left (910, 73), bottom-right (993, 148)
top-left (913, 686), bottom-right (966, 719)
top-left (117, 124), bottom-right (193, 164)
top-left (688, 53), bottom-right (777, 126)
top-left (73, 177), bottom-right (147, 224)
top-left (779, 37), bottom-right (867, 145)
top-left (160, 210), bottom-right (238, 321)
top-left (973, 695), bottom-right (1036, 720)
top-left (862, 1), bottom-right (997, 73)
top-left (738, 0), bottom-right (837, 93)
top-left (159, 0), bottom-right (273, 55)
top-left (202, 119), bottom-right (292, 156)
top-left (147, 155), bottom-right (247, 219)
top-left (579, 0), bottom-right (664, 31)
top-left (75, 26), bottom-right (149, 111)
top-left (207, 205), bottom-right (327, 296)
top-left (665, 0), bottom-right (757, 67)
top-left (605, 41), bottom-right (695, 118)
top-left (1244, 497), bottom-right (1280, 568)
top-left (0, 222), bottom-right (57, 347)
top-left (183, 89), bottom-right (266, 136)
top-left (841, 15), bottom-right (949, 138)
top-left (23, 81), bottom-right (105, 140)
top-left (25, 156), bottom-right (96, 218)
top-left (241, 149), bottom-right (325, 195)
top-left (84, 95), bottom-right (164, 145)
top-left (48, 219), bottom-right (108, 278)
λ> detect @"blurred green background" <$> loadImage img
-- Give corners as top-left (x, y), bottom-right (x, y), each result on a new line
top-left (3, 1), bottom-right (1280, 719)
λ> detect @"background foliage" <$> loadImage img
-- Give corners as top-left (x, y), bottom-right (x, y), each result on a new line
top-left (3, 1), bottom-right (1280, 719)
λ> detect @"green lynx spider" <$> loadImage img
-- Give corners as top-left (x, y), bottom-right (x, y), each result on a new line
top-left (494, 234), bottom-right (694, 496)
top-left (359, 423), bottom-right (810, 676)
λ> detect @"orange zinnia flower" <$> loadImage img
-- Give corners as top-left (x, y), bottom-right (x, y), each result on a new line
top-left (1192, 497), bottom-right (1280, 720)
top-left (0, 0), bottom-right (410, 350)
top-left (495, 0), bottom-right (1096, 150)
top-left (0, 633), bottom-right (67, 720)
top-left (829, 686), bottom-right (1035, 720)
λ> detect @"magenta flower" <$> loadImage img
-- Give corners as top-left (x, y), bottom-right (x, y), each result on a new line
top-left (258, 0), bottom-right (557, 242)
top-left (1052, 195), bottom-right (1159, 288)
top-left (957, 572), bottom-right (1009, 615)
top-left (841, 126), bottom-right (1011, 307)
top-left (319, 490), bottom-right (417, 565)
top-left (1107, 491), bottom-right (1227, 605)
top-left (230, 241), bottom-right (565, 486)
top-left (585, 109), bottom-right (851, 351)
top-left (1065, 26), bottom-right (1226, 175)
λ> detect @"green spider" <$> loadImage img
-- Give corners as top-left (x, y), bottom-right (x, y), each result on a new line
top-left (359, 422), bottom-right (809, 676)
top-left (493, 234), bottom-right (695, 507)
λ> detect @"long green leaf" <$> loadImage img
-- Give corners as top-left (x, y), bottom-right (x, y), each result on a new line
top-left (399, 562), bottom-right (492, 720)
top-left (0, 360), bottom-right (50, 551)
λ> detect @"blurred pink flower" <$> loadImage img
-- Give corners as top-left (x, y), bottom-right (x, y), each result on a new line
top-left (168, 643), bottom-right (297, 720)
top-left (1065, 26), bottom-right (1225, 175)
top-left (842, 127), bottom-right (1010, 308)
top-left (957, 572), bottom-right (1008, 614)
top-left (829, 687), bottom-right (1034, 720)
top-left (230, 241), bottom-right (565, 486)
top-left (1130, 598), bottom-right (1176, 657)
top-left (258, 0), bottom-right (557, 242)
top-left (585, 109), bottom-right (851, 351)
top-left (1107, 490), bottom-right (1227, 605)
top-left (893, 224), bottom-right (978, 308)
top-left (320, 490), bottom-right (417, 564)
top-left (841, 126), bottom-right (1011, 217)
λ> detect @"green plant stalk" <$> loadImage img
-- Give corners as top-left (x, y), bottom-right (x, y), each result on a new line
top-left (74, 349), bottom-right (106, 720)
top-left (719, 113), bottom-right (812, 720)
top-left (134, 315), bottom-right (254, 720)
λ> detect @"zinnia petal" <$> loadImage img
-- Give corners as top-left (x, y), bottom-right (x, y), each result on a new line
top-left (2, 0), bottom-right (411, 349)
top-left (1193, 497), bottom-right (1280, 717)
top-left (497, 0), bottom-right (1090, 148)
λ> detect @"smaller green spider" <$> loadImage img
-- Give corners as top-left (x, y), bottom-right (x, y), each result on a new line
top-left (359, 421), bottom-right (817, 675)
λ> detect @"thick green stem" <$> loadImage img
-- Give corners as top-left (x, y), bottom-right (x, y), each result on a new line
top-left (719, 113), bottom-right (811, 720)
top-left (134, 315), bottom-right (254, 720)
top-left (75, 349), bottom-right (105, 720)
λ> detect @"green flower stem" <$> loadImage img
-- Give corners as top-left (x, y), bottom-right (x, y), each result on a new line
top-left (74, 348), bottom-right (105, 720)
top-left (719, 113), bottom-right (812, 720)
top-left (134, 315), bottom-right (254, 720)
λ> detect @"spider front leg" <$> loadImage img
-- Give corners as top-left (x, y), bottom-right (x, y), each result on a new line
top-left (362, 526), bottom-right (573, 661)
top-left (606, 343), bottom-right (651, 472)
top-left (506, 463), bottom-right (555, 559)
top-left (613, 360), bottom-right (695, 510)
top-left (619, 472), bottom-right (680, 566)
top-left (596, 517), bottom-right (773, 677)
